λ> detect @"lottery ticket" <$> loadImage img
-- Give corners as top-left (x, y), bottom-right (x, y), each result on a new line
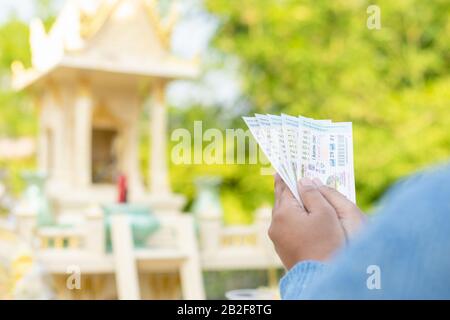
top-left (243, 113), bottom-right (356, 203)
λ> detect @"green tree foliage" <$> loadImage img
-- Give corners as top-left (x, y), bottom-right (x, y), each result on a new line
top-left (0, 19), bottom-right (36, 195)
top-left (0, 19), bottom-right (34, 137)
top-left (205, 0), bottom-right (450, 210)
top-left (0, 1), bottom-right (60, 195)
top-left (0, 0), bottom-right (56, 138)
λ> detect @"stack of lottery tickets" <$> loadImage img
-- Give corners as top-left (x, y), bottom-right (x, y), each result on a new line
top-left (243, 114), bottom-right (356, 204)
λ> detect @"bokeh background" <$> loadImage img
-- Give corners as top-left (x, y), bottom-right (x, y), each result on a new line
top-left (1, 0), bottom-right (449, 220)
top-left (0, 0), bottom-right (449, 298)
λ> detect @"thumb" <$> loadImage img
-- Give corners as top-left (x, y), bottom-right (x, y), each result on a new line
top-left (297, 177), bottom-right (335, 215)
top-left (311, 178), bottom-right (358, 217)
top-left (312, 178), bottom-right (366, 238)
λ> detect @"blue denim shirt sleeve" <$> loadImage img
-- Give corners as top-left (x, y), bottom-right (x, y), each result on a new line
top-left (279, 260), bottom-right (326, 299)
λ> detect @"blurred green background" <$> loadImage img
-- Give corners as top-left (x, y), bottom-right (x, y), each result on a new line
top-left (0, 0), bottom-right (449, 224)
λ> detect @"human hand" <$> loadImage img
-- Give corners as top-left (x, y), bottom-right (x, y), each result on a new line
top-left (269, 175), bottom-right (347, 270)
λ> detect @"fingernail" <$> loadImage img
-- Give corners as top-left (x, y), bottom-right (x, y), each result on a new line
top-left (300, 177), bottom-right (313, 186)
top-left (312, 178), bottom-right (323, 187)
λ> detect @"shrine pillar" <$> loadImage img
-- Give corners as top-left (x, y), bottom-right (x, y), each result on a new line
top-left (149, 80), bottom-right (170, 195)
top-left (50, 87), bottom-right (67, 186)
top-left (36, 96), bottom-right (48, 174)
top-left (74, 83), bottom-right (93, 188)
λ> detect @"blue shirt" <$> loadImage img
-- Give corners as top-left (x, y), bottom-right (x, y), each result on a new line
top-left (280, 163), bottom-right (450, 299)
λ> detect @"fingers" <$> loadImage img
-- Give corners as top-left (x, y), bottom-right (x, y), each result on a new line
top-left (312, 178), bottom-right (359, 217)
top-left (298, 178), bottom-right (335, 214)
top-left (274, 174), bottom-right (305, 217)
top-left (274, 174), bottom-right (298, 206)
top-left (274, 174), bottom-right (287, 208)
top-left (279, 182), bottom-right (297, 205)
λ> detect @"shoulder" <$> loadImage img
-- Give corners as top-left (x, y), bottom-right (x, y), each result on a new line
top-left (378, 162), bottom-right (450, 213)
top-left (369, 162), bottom-right (450, 244)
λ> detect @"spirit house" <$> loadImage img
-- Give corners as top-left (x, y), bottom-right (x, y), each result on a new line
top-left (12, 0), bottom-right (199, 214)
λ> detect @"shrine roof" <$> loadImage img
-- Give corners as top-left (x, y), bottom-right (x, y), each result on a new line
top-left (11, 0), bottom-right (200, 90)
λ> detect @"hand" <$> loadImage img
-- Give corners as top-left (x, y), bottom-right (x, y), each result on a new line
top-left (269, 175), bottom-right (346, 270)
